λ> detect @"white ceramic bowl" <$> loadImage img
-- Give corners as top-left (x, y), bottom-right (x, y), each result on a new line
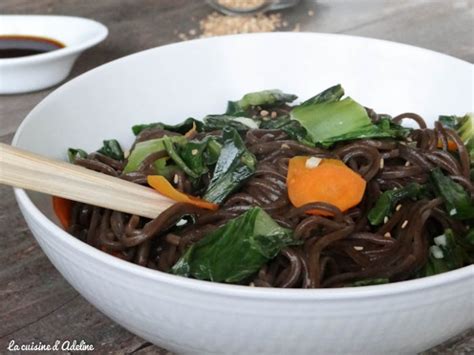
top-left (0, 15), bottom-right (108, 94)
top-left (12, 33), bottom-right (474, 354)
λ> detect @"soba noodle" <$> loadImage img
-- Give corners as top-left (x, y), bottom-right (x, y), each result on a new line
top-left (64, 101), bottom-right (473, 288)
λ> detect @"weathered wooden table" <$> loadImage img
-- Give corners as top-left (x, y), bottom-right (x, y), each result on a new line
top-left (1, 1), bottom-right (473, 353)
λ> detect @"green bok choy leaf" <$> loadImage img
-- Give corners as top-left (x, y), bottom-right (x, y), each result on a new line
top-left (171, 207), bottom-right (296, 283)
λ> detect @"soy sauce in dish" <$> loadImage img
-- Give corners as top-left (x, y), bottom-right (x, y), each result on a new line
top-left (0, 35), bottom-right (65, 58)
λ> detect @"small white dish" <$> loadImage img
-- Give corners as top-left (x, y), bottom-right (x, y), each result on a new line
top-left (0, 15), bottom-right (108, 94)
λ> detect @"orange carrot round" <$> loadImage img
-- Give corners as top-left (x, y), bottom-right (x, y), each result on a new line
top-left (287, 156), bottom-right (366, 215)
top-left (437, 138), bottom-right (457, 152)
top-left (52, 196), bottom-right (72, 228)
top-left (147, 175), bottom-right (218, 210)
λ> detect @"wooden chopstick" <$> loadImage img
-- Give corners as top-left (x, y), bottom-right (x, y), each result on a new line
top-left (0, 143), bottom-right (174, 219)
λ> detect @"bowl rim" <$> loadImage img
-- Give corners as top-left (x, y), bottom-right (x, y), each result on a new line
top-left (0, 15), bottom-right (108, 65)
top-left (12, 32), bottom-right (474, 300)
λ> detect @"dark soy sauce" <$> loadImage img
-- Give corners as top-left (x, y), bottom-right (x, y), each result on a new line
top-left (0, 35), bottom-right (65, 58)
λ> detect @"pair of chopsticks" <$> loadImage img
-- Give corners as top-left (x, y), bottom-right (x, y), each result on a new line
top-left (0, 143), bottom-right (173, 219)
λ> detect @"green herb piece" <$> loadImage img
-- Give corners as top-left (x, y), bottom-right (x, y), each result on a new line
top-left (349, 278), bottom-right (389, 287)
top-left (67, 148), bottom-right (88, 163)
top-left (182, 137), bottom-right (222, 174)
top-left (151, 157), bottom-right (179, 180)
top-left (259, 116), bottom-right (312, 144)
top-left (465, 228), bottom-right (474, 246)
top-left (259, 115), bottom-right (290, 129)
top-left (203, 127), bottom-right (257, 204)
top-left (163, 137), bottom-right (200, 179)
top-left (368, 183), bottom-right (423, 225)
top-left (439, 113), bottom-right (473, 162)
top-left (421, 229), bottom-right (466, 276)
top-left (123, 136), bottom-right (186, 173)
top-left (205, 138), bottom-right (222, 165)
top-left (298, 84), bottom-right (344, 107)
top-left (97, 139), bottom-right (124, 161)
top-left (462, 227), bottom-right (474, 264)
top-left (431, 168), bottom-right (474, 220)
top-left (132, 117), bottom-right (203, 136)
top-left (456, 114), bottom-right (472, 145)
top-left (321, 118), bottom-right (411, 146)
top-left (291, 85), bottom-right (411, 146)
top-left (438, 115), bottom-right (457, 130)
top-left (171, 207), bottom-right (296, 283)
top-left (161, 136), bottom-right (223, 179)
top-left (179, 140), bottom-right (210, 177)
top-left (291, 85), bottom-right (372, 144)
top-left (203, 115), bottom-right (260, 132)
top-left (226, 89), bottom-right (297, 115)
top-left (68, 140), bottom-right (124, 163)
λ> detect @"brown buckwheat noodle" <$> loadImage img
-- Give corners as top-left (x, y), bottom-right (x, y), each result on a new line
top-left (67, 110), bottom-right (472, 288)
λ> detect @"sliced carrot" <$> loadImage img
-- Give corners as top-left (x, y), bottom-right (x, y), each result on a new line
top-left (147, 175), bottom-right (218, 210)
top-left (437, 138), bottom-right (457, 152)
top-left (287, 156), bottom-right (366, 216)
top-left (52, 196), bottom-right (73, 228)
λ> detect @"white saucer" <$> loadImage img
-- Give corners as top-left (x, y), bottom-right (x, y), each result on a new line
top-left (0, 15), bottom-right (108, 94)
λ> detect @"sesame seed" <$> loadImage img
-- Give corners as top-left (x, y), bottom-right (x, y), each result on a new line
top-left (430, 245), bottom-right (444, 259)
top-left (353, 246), bottom-right (364, 251)
top-left (401, 220), bottom-right (408, 229)
top-left (449, 208), bottom-right (457, 216)
top-left (305, 157), bottom-right (322, 169)
top-left (217, 0), bottom-right (266, 10)
top-left (173, 174), bottom-right (179, 184)
top-left (379, 158), bottom-right (384, 169)
top-left (260, 110), bottom-right (269, 117)
top-left (308, 10), bottom-right (315, 16)
top-left (395, 204), bottom-right (402, 211)
top-left (189, 29), bottom-right (197, 36)
top-left (262, 116), bottom-right (271, 121)
top-left (200, 12), bottom-right (283, 38)
top-left (384, 232), bottom-right (391, 238)
top-left (271, 111), bottom-right (277, 118)
top-left (281, 143), bottom-right (290, 149)
top-left (176, 218), bottom-right (187, 226)
top-left (191, 149), bottom-right (199, 155)
top-left (405, 161), bottom-right (410, 167)
top-left (384, 216), bottom-right (389, 224)
top-left (434, 234), bottom-right (447, 247)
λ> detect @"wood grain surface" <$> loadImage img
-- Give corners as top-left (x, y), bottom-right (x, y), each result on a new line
top-left (0, 1), bottom-right (473, 354)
